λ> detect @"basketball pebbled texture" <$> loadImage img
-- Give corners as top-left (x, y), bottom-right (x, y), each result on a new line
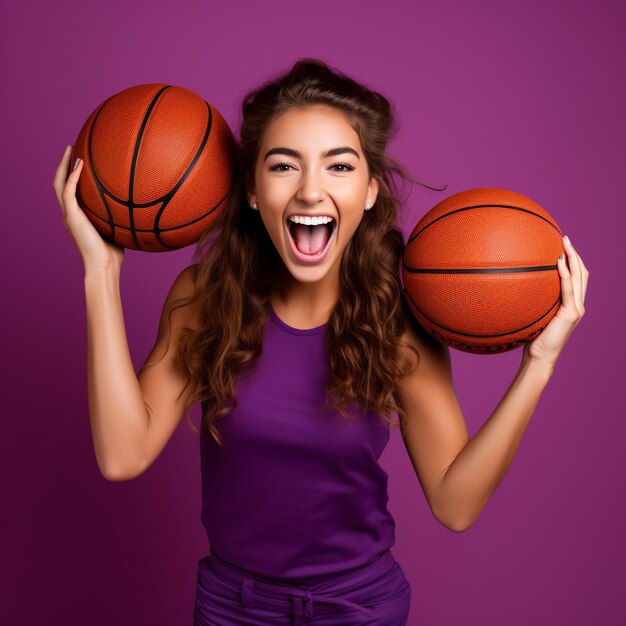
top-left (402, 188), bottom-right (565, 354)
top-left (71, 84), bottom-right (236, 252)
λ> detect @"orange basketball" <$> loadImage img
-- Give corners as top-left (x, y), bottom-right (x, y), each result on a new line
top-left (402, 188), bottom-right (565, 354)
top-left (70, 84), bottom-right (236, 252)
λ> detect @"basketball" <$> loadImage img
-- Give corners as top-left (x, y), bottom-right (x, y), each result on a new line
top-left (70, 84), bottom-right (236, 252)
top-left (402, 188), bottom-right (565, 354)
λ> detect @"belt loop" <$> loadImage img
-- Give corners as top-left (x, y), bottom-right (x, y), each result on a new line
top-left (290, 591), bottom-right (314, 618)
top-left (304, 591), bottom-right (314, 617)
top-left (241, 577), bottom-right (255, 607)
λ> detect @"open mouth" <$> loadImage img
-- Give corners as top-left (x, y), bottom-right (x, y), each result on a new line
top-left (287, 218), bottom-right (336, 257)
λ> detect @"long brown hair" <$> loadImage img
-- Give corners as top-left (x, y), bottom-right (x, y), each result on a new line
top-left (150, 58), bottom-right (446, 446)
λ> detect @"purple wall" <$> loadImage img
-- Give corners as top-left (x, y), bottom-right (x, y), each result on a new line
top-left (2, 0), bottom-right (622, 624)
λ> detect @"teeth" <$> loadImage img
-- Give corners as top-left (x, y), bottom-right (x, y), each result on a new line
top-left (288, 215), bottom-right (334, 226)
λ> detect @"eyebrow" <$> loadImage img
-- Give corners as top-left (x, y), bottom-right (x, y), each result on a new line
top-left (263, 146), bottom-right (360, 161)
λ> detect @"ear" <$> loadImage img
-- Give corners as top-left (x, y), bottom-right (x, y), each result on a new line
top-left (367, 175), bottom-right (380, 207)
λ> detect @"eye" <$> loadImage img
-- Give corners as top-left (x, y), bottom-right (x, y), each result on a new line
top-left (330, 163), bottom-right (354, 172)
top-left (268, 162), bottom-right (295, 172)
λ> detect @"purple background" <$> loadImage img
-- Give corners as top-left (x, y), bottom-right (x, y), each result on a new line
top-left (2, 0), bottom-right (623, 624)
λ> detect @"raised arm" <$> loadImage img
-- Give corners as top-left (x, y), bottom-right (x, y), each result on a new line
top-left (83, 263), bottom-right (199, 480)
top-left (398, 318), bottom-right (555, 533)
top-left (54, 145), bottom-right (200, 481)
top-left (398, 235), bottom-right (588, 532)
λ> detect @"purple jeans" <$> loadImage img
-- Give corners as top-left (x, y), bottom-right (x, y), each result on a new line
top-left (193, 549), bottom-right (411, 625)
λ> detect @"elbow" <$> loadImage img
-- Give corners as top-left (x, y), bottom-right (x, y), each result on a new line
top-left (99, 460), bottom-right (145, 482)
top-left (434, 507), bottom-right (474, 533)
top-left (102, 470), bottom-right (135, 482)
top-left (442, 519), bottom-right (473, 533)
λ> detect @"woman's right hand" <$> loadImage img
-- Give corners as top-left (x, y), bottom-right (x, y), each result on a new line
top-left (53, 145), bottom-right (125, 273)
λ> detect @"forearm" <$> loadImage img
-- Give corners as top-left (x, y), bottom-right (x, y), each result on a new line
top-left (438, 355), bottom-right (554, 531)
top-left (84, 267), bottom-right (149, 479)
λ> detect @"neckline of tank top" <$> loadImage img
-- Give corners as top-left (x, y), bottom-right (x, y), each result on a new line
top-left (269, 305), bottom-right (328, 336)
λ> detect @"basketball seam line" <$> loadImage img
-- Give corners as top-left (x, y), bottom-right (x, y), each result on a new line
top-left (402, 288), bottom-right (561, 338)
top-left (407, 204), bottom-right (562, 244)
top-left (127, 85), bottom-right (171, 248)
top-left (402, 264), bottom-right (558, 274)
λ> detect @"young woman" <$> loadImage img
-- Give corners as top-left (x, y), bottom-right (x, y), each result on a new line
top-left (53, 59), bottom-right (588, 625)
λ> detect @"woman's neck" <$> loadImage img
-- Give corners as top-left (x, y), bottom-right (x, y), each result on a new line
top-left (271, 270), bottom-right (340, 329)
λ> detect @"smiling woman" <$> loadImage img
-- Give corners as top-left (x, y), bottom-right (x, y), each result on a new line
top-left (165, 60), bottom-right (436, 450)
top-left (251, 105), bottom-right (378, 278)
top-left (144, 58), bottom-right (438, 624)
top-left (61, 60), bottom-right (442, 626)
top-left (56, 50), bottom-right (589, 626)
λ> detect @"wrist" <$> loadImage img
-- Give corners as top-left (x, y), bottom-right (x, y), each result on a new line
top-left (84, 262), bottom-right (122, 284)
top-left (520, 354), bottom-right (555, 381)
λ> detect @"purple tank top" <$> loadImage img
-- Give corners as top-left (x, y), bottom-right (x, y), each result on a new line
top-left (199, 306), bottom-right (396, 583)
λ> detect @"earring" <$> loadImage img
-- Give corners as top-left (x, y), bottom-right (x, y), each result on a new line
top-left (251, 203), bottom-right (259, 210)
top-left (365, 202), bottom-right (372, 210)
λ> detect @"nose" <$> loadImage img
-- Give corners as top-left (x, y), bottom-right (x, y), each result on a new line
top-left (295, 168), bottom-right (326, 205)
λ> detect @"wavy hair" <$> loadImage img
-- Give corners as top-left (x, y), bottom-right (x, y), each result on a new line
top-left (149, 58), bottom-right (447, 446)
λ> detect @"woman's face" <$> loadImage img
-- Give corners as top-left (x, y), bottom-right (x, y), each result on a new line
top-left (249, 104), bottom-right (378, 287)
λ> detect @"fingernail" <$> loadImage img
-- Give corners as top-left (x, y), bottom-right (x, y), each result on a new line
top-left (564, 235), bottom-right (571, 245)
top-left (559, 254), bottom-right (565, 262)
top-left (73, 157), bottom-right (81, 171)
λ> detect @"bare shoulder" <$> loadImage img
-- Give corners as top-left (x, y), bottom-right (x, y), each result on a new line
top-left (137, 261), bottom-right (203, 377)
top-left (397, 316), bottom-right (451, 378)
top-left (160, 263), bottom-right (202, 332)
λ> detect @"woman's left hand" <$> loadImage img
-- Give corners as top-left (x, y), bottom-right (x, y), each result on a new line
top-left (522, 235), bottom-right (589, 368)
